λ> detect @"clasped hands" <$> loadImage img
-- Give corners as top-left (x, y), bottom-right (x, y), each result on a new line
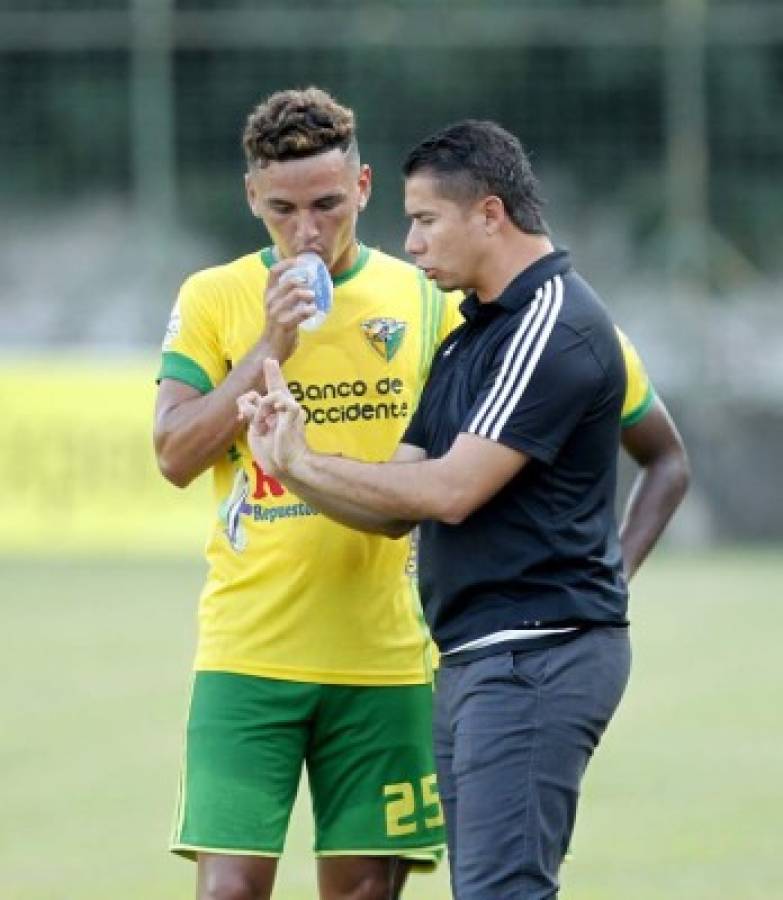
top-left (237, 358), bottom-right (308, 478)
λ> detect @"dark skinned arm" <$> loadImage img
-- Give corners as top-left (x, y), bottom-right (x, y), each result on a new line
top-left (620, 396), bottom-right (690, 579)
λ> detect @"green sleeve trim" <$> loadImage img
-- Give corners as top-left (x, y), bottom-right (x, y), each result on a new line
top-left (258, 243), bottom-right (370, 286)
top-left (621, 384), bottom-right (656, 428)
top-left (158, 351), bottom-right (214, 394)
top-left (259, 246), bottom-right (277, 269)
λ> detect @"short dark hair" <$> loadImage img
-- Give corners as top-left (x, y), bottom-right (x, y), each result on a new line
top-left (243, 86), bottom-right (358, 168)
top-left (402, 120), bottom-right (547, 235)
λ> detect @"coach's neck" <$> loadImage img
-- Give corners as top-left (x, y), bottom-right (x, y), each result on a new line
top-left (475, 229), bottom-right (554, 304)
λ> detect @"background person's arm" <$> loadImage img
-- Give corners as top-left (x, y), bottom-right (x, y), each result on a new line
top-left (620, 396), bottom-right (690, 579)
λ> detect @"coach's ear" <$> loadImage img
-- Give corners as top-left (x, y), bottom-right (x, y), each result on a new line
top-left (482, 195), bottom-right (506, 235)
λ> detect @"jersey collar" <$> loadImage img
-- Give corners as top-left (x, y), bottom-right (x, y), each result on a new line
top-left (460, 249), bottom-right (572, 322)
top-left (258, 243), bottom-right (370, 286)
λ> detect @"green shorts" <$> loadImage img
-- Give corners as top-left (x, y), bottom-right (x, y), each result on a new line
top-left (171, 672), bottom-right (445, 865)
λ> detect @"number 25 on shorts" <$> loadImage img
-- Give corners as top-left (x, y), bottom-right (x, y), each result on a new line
top-left (383, 774), bottom-right (444, 836)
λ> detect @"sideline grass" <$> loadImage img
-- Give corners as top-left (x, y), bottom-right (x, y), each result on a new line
top-left (1, 550), bottom-right (781, 898)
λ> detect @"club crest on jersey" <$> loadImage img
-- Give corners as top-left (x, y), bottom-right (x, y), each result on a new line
top-left (361, 317), bottom-right (406, 362)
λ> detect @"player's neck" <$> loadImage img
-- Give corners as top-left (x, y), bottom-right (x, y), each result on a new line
top-left (330, 241), bottom-right (361, 279)
top-left (475, 233), bottom-right (554, 303)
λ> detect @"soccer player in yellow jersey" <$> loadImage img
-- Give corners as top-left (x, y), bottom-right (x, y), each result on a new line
top-left (154, 88), bottom-right (461, 900)
top-left (154, 89), bottom-right (687, 900)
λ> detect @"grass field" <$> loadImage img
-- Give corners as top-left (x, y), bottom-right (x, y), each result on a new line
top-left (2, 549), bottom-right (781, 899)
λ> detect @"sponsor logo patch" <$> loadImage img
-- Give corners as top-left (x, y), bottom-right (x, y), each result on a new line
top-left (218, 463), bottom-right (318, 551)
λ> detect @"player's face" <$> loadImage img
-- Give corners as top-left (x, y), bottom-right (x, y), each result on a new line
top-left (404, 172), bottom-right (485, 292)
top-left (245, 148), bottom-right (371, 276)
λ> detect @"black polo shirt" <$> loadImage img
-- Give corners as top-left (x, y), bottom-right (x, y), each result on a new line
top-left (404, 250), bottom-right (628, 657)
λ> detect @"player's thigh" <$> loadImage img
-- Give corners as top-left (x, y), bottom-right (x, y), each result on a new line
top-left (308, 683), bottom-right (445, 863)
top-left (197, 852), bottom-right (277, 900)
top-left (172, 671), bottom-right (313, 858)
top-left (317, 855), bottom-right (410, 900)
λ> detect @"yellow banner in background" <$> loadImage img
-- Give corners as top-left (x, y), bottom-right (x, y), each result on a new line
top-left (0, 355), bottom-right (211, 555)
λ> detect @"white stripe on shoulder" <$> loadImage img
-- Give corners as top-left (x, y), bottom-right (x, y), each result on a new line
top-left (469, 276), bottom-right (563, 440)
top-left (467, 284), bottom-right (547, 437)
top-left (488, 274), bottom-right (564, 441)
top-left (478, 279), bottom-right (557, 439)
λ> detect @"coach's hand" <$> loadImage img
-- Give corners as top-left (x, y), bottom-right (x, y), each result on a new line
top-left (259, 260), bottom-right (318, 364)
top-left (237, 359), bottom-right (308, 477)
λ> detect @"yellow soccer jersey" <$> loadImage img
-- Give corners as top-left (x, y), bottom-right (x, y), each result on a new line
top-left (617, 327), bottom-right (656, 427)
top-left (159, 244), bottom-right (463, 685)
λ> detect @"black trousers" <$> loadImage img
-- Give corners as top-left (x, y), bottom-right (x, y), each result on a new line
top-left (434, 628), bottom-right (632, 899)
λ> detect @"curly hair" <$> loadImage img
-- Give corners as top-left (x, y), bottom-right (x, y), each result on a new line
top-left (242, 87), bottom-right (357, 168)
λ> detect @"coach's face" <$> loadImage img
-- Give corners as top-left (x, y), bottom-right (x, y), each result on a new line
top-left (245, 148), bottom-right (371, 277)
top-left (404, 172), bottom-right (486, 292)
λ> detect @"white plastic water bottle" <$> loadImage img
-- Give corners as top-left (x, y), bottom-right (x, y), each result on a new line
top-left (279, 252), bottom-right (333, 332)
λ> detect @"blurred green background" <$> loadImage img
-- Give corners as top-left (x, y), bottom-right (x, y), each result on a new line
top-left (1, 1), bottom-right (782, 897)
top-left (2, 0), bottom-right (783, 537)
top-left (3, 550), bottom-right (781, 898)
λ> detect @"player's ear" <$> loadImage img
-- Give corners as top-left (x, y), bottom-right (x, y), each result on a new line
top-left (357, 164), bottom-right (372, 211)
top-left (245, 171), bottom-right (261, 218)
top-left (482, 195), bottom-right (505, 235)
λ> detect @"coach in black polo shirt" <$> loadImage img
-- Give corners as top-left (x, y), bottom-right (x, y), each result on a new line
top-left (241, 121), bottom-right (634, 899)
top-left (408, 246), bottom-right (629, 662)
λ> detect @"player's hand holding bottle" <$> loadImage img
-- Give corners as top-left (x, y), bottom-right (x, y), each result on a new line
top-left (259, 260), bottom-right (318, 363)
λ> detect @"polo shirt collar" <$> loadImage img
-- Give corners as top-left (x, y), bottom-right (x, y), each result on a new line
top-left (460, 249), bottom-right (572, 321)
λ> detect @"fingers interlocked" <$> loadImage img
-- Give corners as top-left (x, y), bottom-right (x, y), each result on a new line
top-left (236, 359), bottom-right (302, 436)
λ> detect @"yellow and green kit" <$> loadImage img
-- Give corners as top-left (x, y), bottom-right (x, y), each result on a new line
top-left (160, 244), bottom-right (461, 861)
